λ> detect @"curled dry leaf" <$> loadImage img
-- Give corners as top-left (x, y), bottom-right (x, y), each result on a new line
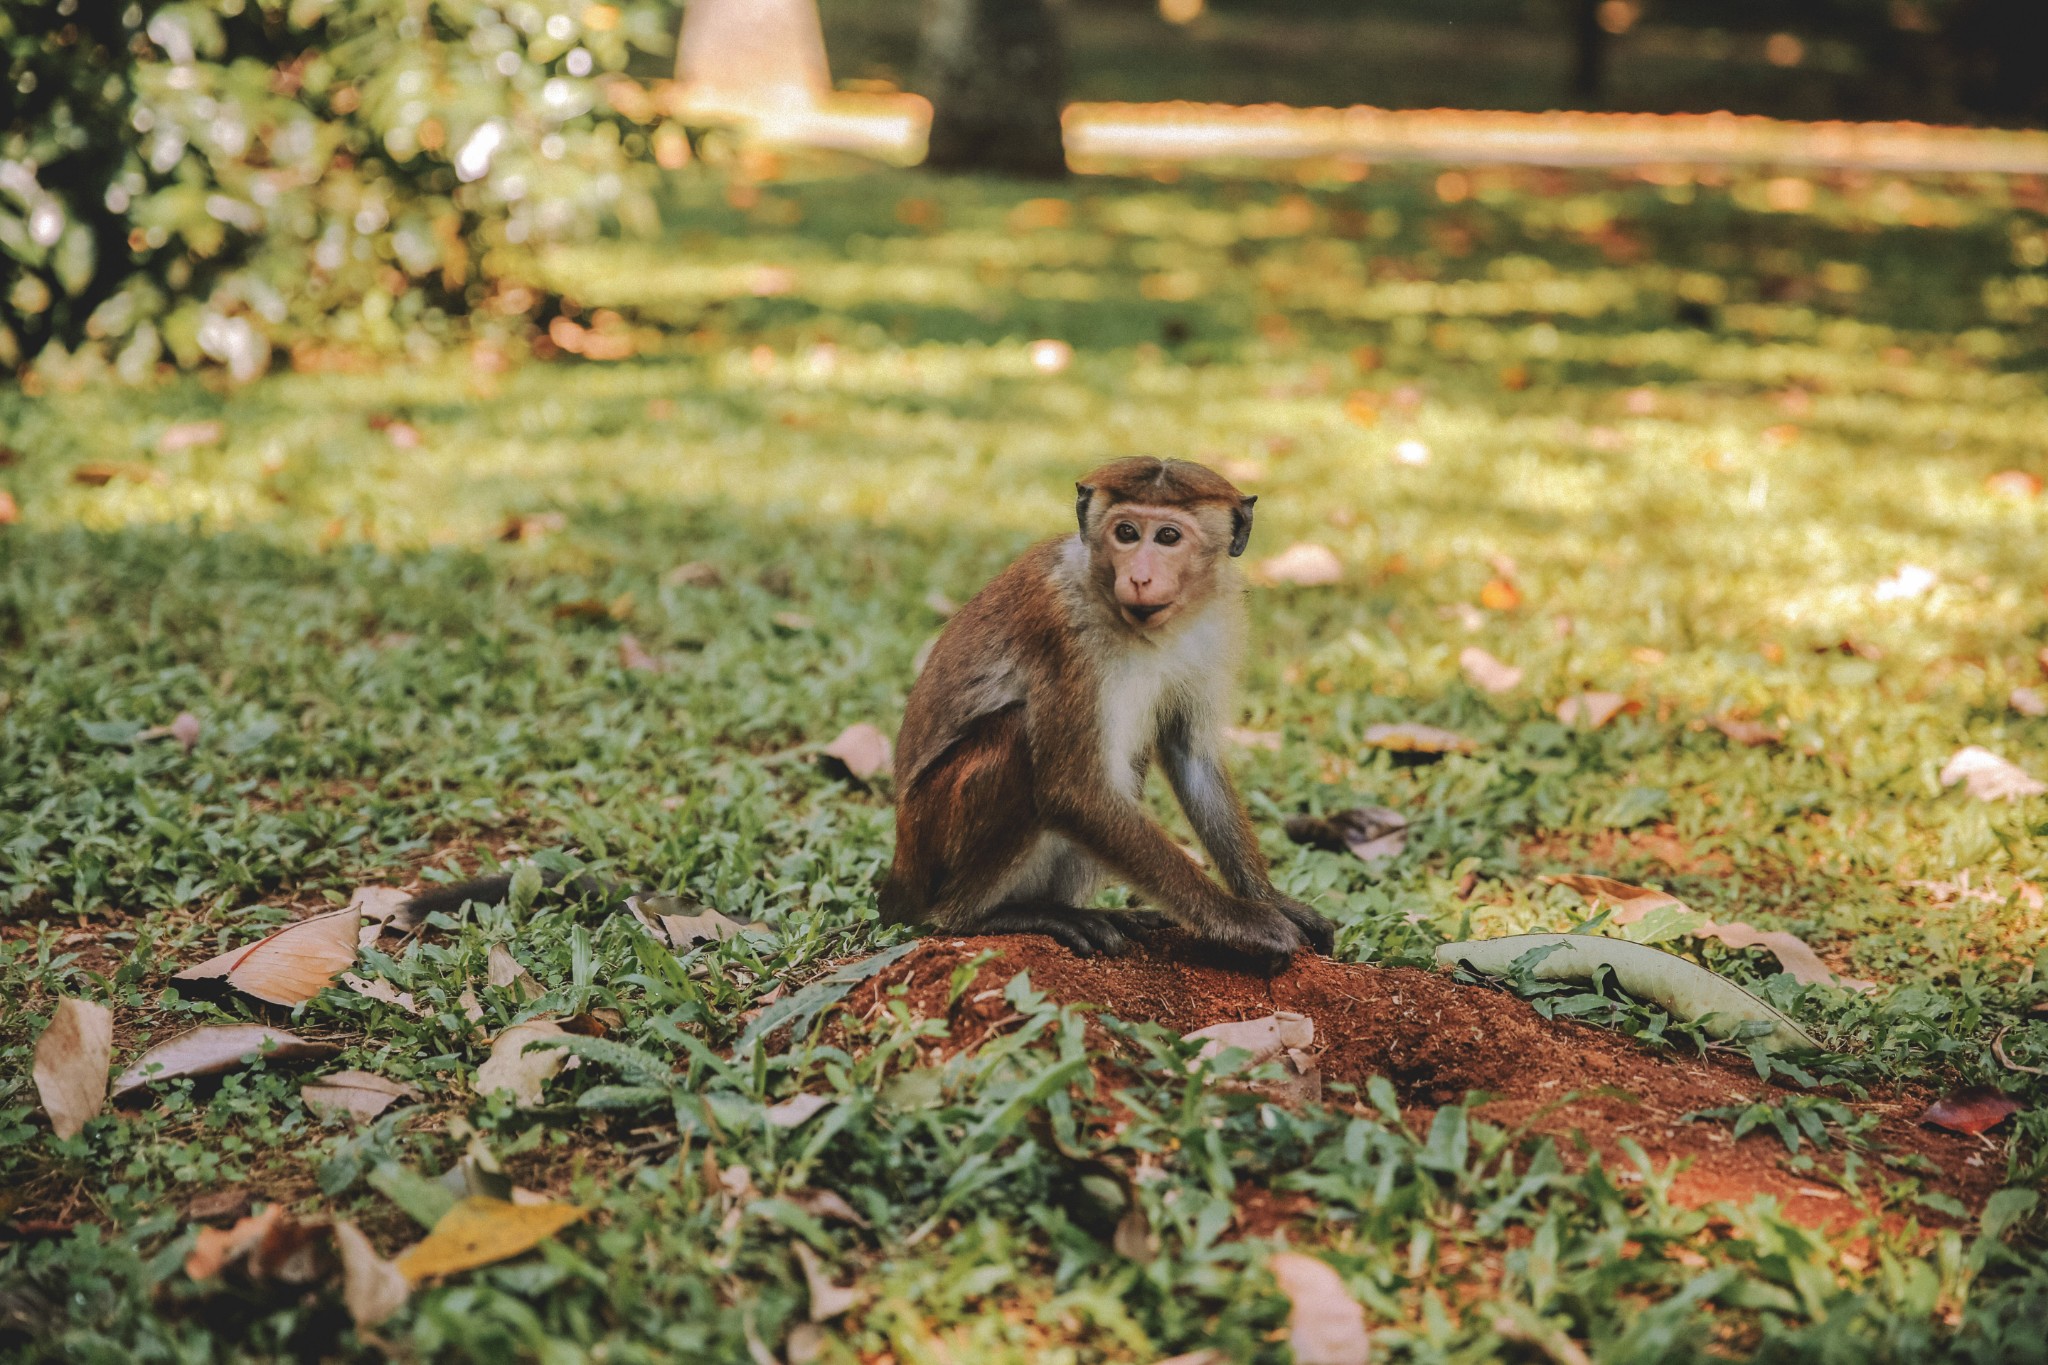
top-left (0, 489), bottom-right (16, 525)
top-left (1711, 715), bottom-right (1781, 747)
top-left (33, 998), bottom-right (113, 1140)
top-left (302, 1070), bottom-right (421, 1124)
top-left (1268, 1252), bottom-right (1370, 1365)
top-left (1363, 722), bottom-right (1477, 756)
top-left (1941, 746), bottom-right (2047, 802)
top-left (1439, 934), bottom-right (1823, 1052)
top-left (1254, 542), bottom-right (1343, 587)
top-left (820, 723), bottom-right (892, 781)
top-left (186, 1205), bottom-right (284, 1280)
top-left (793, 1241), bottom-right (865, 1322)
top-left (1556, 692), bottom-right (1638, 730)
top-left (2010, 687), bottom-right (2047, 719)
top-left (393, 1196), bottom-right (584, 1282)
top-left (175, 907), bottom-right (359, 1006)
top-left (1920, 1087), bottom-right (2020, 1135)
top-left (1285, 807), bottom-right (1408, 863)
top-left (771, 611), bottom-right (816, 632)
top-left (334, 1221), bottom-right (411, 1329)
top-left (475, 1020), bottom-right (571, 1107)
top-left (1459, 646), bottom-right (1522, 694)
top-left (113, 1025), bottom-right (336, 1099)
top-left (1222, 726), bottom-right (1282, 751)
top-left (791, 1188), bottom-right (868, 1227)
top-left (766, 1093), bottom-right (833, 1129)
top-left (618, 634), bottom-right (663, 673)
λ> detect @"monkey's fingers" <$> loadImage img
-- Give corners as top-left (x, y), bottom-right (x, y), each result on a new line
top-left (972, 905), bottom-right (1109, 958)
top-left (1271, 897), bottom-right (1337, 956)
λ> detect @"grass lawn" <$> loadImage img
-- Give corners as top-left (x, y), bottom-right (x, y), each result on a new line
top-left (3, 158), bottom-right (2048, 1361)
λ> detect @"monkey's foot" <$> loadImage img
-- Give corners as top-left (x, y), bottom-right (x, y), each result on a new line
top-left (961, 905), bottom-right (1162, 958)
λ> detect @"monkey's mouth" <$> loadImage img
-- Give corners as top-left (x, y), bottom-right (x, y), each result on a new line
top-left (1121, 602), bottom-right (1172, 628)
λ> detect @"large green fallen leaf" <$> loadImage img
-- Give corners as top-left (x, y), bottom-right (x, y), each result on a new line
top-left (1435, 933), bottom-right (1823, 1053)
top-left (392, 1196), bottom-right (584, 1282)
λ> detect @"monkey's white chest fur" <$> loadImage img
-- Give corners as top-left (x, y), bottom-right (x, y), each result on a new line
top-left (1095, 606), bottom-right (1235, 797)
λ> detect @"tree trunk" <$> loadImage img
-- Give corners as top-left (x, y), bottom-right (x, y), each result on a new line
top-left (1570, 0), bottom-right (1605, 106)
top-left (917, 0), bottom-right (1067, 177)
top-left (674, 0), bottom-right (832, 116)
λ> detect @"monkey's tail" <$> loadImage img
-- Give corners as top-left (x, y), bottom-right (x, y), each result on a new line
top-left (401, 869), bottom-right (635, 920)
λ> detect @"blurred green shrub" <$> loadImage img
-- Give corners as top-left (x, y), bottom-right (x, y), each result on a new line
top-left (1, 0), bottom-right (676, 383)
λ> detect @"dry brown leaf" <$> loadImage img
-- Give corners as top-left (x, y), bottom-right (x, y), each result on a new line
top-left (186, 1189), bottom-right (253, 1224)
top-left (113, 1025), bottom-right (336, 1099)
top-left (1459, 646), bottom-right (1522, 694)
top-left (475, 1020), bottom-right (571, 1107)
top-left (664, 561), bottom-right (724, 588)
top-left (771, 611), bottom-right (816, 632)
top-left (1698, 922), bottom-right (1874, 991)
top-left (33, 998), bottom-right (112, 1140)
top-left (1548, 873), bottom-right (1873, 990)
top-left (350, 885), bottom-right (415, 947)
top-left (340, 973), bottom-right (421, 1014)
top-left (1542, 874), bottom-right (1681, 921)
top-left (1556, 692), bottom-right (1638, 729)
top-left (1150, 1354), bottom-right (1228, 1365)
top-left (1941, 746), bottom-right (2047, 801)
top-left (1285, 808), bottom-right (1407, 863)
top-left (766, 1093), bottom-right (832, 1129)
top-left (1183, 1013), bottom-right (1319, 1105)
top-left (302, 1070), bottom-right (420, 1123)
top-left (1921, 1087), bottom-right (2020, 1135)
top-left (187, 1205), bottom-right (283, 1280)
top-left (793, 1241), bottom-right (864, 1322)
top-left (334, 1221), bottom-right (411, 1328)
top-left (0, 489), bottom-right (17, 525)
top-left (1222, 726), bottom-right (1282, 751)
top-left (618, 634), bottom-right (663, 673)
top-left (1269, 1252), bottom-right (1370, 1365)
top-left (820, 723), bottom-right (892, 781)
top-left (1478, 578), bottom-right (1521, 612)
top-left (138, 710), bottom-right (202, 751)
top-left (1363, 722), bottom-right (1477, 755)
top-left (174, 908), bottom-right (359, 1006)
top-left (2010, 687), bottom-right (2047, 719)
top-left (157, 420), bottom-right (225, 454)
top-left (923, 589), bottom-right (959, 617)
top-left (1986, 469), bottom-right (2043, 499)
top-left (1255, 542), bottom-right (1343, 587)
top-left (790, 1188), bottom-right (868, 1227)
top-left (393, 1196), bottom-right (584, 1282)
top-left (486, 945), bottom-right (542, 999)
top-left (1711, 715), bottom-right (1781, 746)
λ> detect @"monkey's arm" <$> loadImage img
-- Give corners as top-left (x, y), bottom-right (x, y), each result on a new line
top-left (1159, 707), bottom-right (1337, 954)
top-left (1156, 711), bottom-right (1276, 900)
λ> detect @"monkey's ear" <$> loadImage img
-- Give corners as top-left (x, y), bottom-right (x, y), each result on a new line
top-left (1228, 496), bottom-right (1257, 557)
top-left (1074, 483), bottom-right (1095, 536)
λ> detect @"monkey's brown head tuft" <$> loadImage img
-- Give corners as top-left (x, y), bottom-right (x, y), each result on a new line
top-left (1075, 458), bottom-right (1255, 633)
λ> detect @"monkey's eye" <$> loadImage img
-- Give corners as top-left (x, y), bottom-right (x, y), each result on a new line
top-left (1114, 522), bottom-right (1141, 544)
top-left (1154, 526), bottom-right (1182, 546)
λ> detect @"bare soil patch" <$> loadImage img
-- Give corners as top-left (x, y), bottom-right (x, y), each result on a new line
top-left (840, 932), bottom-right (2003, 1230)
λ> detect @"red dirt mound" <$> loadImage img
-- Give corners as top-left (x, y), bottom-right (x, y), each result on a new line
top-left (836, 932), bottom-right (2005, 1230)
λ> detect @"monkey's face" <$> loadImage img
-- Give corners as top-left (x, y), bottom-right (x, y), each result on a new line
top-left (1094, 503), bottom-right (1218, 632)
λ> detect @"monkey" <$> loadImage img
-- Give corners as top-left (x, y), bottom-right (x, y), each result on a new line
top-left (878, 456), bottom-right (1336, 975)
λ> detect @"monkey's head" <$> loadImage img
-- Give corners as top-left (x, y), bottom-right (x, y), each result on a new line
top-left (1074, 457), bottom-right (1255, 633)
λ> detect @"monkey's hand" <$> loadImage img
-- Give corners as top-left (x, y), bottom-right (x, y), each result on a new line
top-left (1199, 897), bottom-right (1316, 976)
top-left (1264, 894), bottom-right (1337, 956)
